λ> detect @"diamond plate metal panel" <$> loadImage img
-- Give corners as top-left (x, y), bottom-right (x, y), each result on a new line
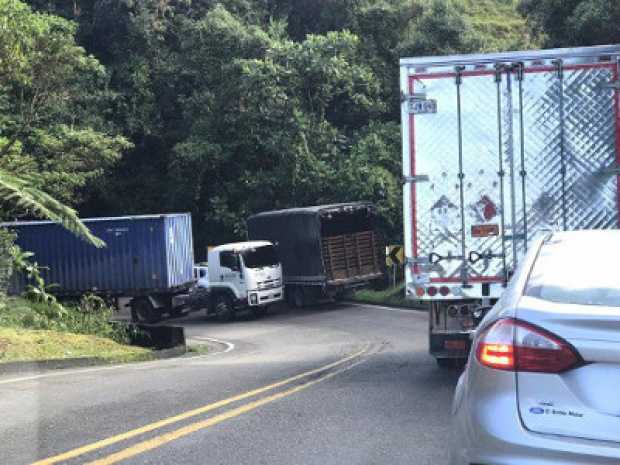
top-left (404, 46), bottom-right (620, 300)
top-left (459, 74), bottom-right (504, 279)
top-left (563, 66), bottom-right (618, 230)
top-left (412, 76), bottom-right (462, 279)
top-left (514, 70), bottom-right (563, 263)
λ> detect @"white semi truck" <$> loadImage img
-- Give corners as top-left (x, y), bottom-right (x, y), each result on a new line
top-left (195, 241), bottom-right (284, 320)
top-left (400, 44), bottom-right (620, 365)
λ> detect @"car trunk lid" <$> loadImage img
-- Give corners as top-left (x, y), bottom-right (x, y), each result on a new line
top-left (516, 295), bottom-right (620, 443)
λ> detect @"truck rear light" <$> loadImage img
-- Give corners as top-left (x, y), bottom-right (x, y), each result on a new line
top-left (427, 286), bottom-right (438, 296)
top-left (475, 319), bottom-right (582, 373)
top-left (439, 286), bottom-right (450, 296)
top-left (415, 287), bottom-right (425, 297)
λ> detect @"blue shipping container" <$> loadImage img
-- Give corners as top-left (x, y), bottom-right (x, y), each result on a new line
top-left (4, 213), bottom-right (194, 296)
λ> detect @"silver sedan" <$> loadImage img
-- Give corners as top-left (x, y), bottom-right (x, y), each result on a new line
top-left (450, 230), bottom-right (620, 465)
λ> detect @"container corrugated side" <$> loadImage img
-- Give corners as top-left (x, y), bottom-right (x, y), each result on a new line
top-left (164, 214), bottom-right (194, 288)
top-left (5, 214), bottom-right (193, 295)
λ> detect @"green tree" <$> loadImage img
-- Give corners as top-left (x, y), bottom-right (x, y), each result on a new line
top-left (519, 0), bottom-right (620, 46)
top-left (0, 0), bottom-right (134, 245)
top-left (0, 0), bottom-right (130, 209)
top-left (171, 7), bottom-right (383, 246)
top-left (23, 0), bottom-right (536, 249)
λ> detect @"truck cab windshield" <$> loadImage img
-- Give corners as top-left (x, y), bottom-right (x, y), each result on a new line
top-left (242, 245), bottom-right (279, 269)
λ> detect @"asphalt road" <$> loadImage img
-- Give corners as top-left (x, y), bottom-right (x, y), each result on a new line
top-left (0, 302), bottom-right (461, 465)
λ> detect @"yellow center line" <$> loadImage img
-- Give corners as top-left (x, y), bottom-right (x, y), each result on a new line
top-left (30, 348), bottom-right (367, 465)
top-left (85, 358), bottom-right (366, 465)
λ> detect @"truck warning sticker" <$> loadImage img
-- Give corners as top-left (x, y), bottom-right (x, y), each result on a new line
top-left (470, 195), bottom-right (498, 222)
top-left (471, 224), bottom-right (499, 238)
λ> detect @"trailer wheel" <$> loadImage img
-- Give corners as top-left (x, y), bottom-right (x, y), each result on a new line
top-left (131, 298), bottom-right (160, 324)
top-left (214, 295), bottom-right (234, 322)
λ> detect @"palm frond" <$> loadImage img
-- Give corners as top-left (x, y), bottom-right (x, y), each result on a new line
top-left (0, 169), bottom-right (105, 247)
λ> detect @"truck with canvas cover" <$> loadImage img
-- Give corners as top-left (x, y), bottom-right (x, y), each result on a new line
top-left (247, 203), bottom-right (384, 307)
top-left (400, 44), bottom-right (620, 365)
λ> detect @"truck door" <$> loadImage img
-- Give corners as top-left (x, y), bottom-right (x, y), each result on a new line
top-left (515, 61), bottom-right (619, 247)
top-left (219, 251), bottom-right (245, 299)
top-left (458, 69), bottom-right (507, 284)
top-left (407, 69), bottom-right (509, 287)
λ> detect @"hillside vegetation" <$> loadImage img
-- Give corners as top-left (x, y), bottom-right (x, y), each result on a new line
top-left (6, 0), bottom-right (536, 257)
top-left (462, 0), bottom-right (539, 50)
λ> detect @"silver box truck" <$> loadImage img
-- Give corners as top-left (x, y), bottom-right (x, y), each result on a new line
top-left (400, 44), bottom-right (620, 365)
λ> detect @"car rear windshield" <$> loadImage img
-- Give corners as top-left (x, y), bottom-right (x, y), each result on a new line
top-left (242, 246), bottom-right (279, 269)
top-left (525, 234), bottom-right (620, 307)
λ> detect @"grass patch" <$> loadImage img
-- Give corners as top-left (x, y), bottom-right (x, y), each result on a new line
top-left (462, 0), bottom-right (540, 51)
top-left (0, 296), bottom-right (134, 344)
top-left (0, 296), bottom-right (152, 364)
top-left (187, 344), bottom-right (210, 355)
top-left (351, 283), bottom-right (428, 310)
top-left (0, 326), bottom-right (152, 363)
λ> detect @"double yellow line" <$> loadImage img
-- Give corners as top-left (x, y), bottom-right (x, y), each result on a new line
top-left (31, 348), bottom-right (368, 465)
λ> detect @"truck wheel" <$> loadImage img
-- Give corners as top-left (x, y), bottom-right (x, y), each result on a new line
top-left (214, 295), bottom-right (234, 322)
top-left (131, 298), bottom-right (161, 324)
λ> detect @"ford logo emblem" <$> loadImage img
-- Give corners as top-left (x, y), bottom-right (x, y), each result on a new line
top-left (529, 407), bottom-right (544, 415)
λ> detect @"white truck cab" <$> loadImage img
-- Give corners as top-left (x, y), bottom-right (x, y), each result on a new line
top-left (196, 241), bottom-right (283, 320)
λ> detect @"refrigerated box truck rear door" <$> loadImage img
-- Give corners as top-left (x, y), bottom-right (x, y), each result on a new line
top-left (401, 45), bottom-right (620, 300)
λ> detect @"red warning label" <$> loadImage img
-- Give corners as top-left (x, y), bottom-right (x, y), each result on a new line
top-left (471, 224), bottom-right (500, 238)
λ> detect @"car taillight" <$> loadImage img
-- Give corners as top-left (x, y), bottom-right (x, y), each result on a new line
top-left (475, 319), bottom-right (581, 373)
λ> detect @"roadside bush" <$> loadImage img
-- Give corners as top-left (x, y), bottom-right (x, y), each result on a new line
top-left (0, 295), bottom-right (132, 344)
top-left (0, 241), bottom-right (134, 344)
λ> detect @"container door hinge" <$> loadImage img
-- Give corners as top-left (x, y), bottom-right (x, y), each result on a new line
top-left (513, 62), bottom-right (524, 81)
top-left (494, 64), bottom-right (504, 83)
top-left (552, 59), bottom-right (563, 79)
top-left (455, 66), bottom-right (465, 85)
top-left (402, 175), bottom-right (429, 184)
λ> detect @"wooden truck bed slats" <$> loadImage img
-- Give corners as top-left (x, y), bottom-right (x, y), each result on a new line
top-left (322, 230), bottom-right (382, 281)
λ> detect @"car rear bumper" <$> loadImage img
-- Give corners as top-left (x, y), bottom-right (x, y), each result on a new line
top-left (451, 363), bottom-right (620, 465)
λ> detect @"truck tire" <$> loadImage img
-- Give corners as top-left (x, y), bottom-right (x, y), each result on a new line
top-left (131, 298), bottom-right (161, 324)
top-left (214, 295), bottom-right (234, 322)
